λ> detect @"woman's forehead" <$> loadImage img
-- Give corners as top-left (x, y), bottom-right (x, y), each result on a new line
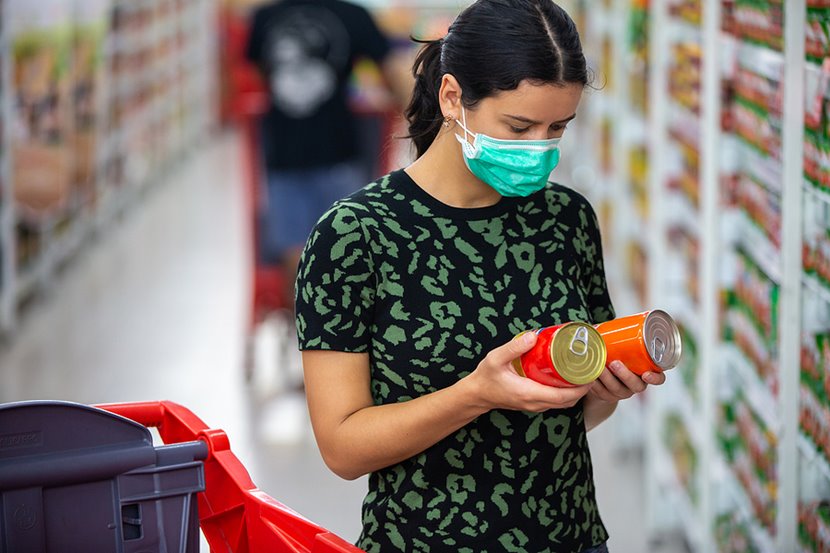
top-left (484, 81), bottom-right (583, 119)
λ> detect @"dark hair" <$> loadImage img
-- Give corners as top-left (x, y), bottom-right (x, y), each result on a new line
top-left (405, 0), bottom-right (590, 158)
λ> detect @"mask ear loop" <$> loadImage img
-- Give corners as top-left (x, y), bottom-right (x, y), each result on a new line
top-left (455, 106), bottom-right (476, 153)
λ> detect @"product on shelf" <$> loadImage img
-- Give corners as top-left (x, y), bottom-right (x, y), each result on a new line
top-left (669, 0), bottom-right (701, 26)
top-left (734, 0), bottom-right (784, 51)
top-left (798, 501), bottom-right (830, 553)
top-left (676, 322), bottom-right (699, 401)
top-left (71, 0), bottom-right (109, 204)
top-left (719, 391), bottom-right (778, 536)
top-left (664, 412), bottom-right (699, 504)
top-left (628, 145), bottom-right (649, 218)
top-left (800, 331), bottom-right (830, 461)
top-left (669, 41), bottom-right (702, 116)
top-left (627, 0), bottom-right (650, 115)
top-left (626, 239), bottom-right (649, 307)
top-left (9, 0), bottom-right (74, 221)
top-left (715, 511), bottom-right (763, 553)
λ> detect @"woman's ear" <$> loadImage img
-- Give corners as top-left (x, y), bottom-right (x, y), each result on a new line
top-left (438, 73), bottom-right (463, 120)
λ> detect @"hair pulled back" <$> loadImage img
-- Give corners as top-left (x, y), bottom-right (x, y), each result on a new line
top-left (405, 0), bottom-right (589, 158)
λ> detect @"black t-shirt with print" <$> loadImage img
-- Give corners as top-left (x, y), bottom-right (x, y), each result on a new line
top-left (296, 169), bottom-right (616, 553)
top-left (245, 0), bottom-right (390, 170)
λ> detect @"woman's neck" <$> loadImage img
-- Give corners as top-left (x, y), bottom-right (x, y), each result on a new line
top-left (404, 124), bottom-right (502, 209)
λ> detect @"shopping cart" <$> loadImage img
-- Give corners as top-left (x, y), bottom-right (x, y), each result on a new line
top-left (0, 399), bottom-right (363, 553)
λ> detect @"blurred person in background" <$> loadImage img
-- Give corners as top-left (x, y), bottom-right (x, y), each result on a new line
top-left (294, 1), bottom-right (670, 552)
top-left (245, 0), bottom-right (406, 312)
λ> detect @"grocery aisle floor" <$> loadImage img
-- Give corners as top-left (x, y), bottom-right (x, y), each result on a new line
top-left (0, 131), bottom-right (687, 552)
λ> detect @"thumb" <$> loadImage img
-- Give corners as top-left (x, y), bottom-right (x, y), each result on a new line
top-left (490, 331), bottom-right (538, 365)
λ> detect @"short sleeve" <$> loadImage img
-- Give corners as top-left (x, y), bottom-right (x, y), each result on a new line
top-left (295, 203), bottom-right (376, 352)
top-left (351, 5), bottom-right (390, 64)
top-left (577, 198), bottom-right (616, 324)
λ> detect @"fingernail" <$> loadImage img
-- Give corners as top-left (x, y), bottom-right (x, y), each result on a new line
top-left (522, 332), bottom-right (536, 345)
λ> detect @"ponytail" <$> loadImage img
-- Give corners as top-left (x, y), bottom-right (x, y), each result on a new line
top-left (404, 38), bottom-right (444, 159)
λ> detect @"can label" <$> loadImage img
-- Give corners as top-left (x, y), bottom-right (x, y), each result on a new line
top-left (595, 310), bottom-right (682, 375)
top-left (512, 322), bottom-right (607, 387)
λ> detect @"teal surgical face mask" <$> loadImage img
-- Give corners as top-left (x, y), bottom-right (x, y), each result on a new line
top-left (455, 106), bottom-right (561, 197)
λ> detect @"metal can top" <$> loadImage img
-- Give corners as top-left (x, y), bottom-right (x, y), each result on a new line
top-left (550, 322), bottom-right (607, 385)
top-left (643, 310), bottom-right (682, 370)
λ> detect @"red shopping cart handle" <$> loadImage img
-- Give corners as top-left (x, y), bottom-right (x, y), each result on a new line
top-left (96, 400), bottom-right (363, 553)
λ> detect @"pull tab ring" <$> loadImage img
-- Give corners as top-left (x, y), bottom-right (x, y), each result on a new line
top-left (570, 326), bottom-right (589, 356)
top-left (651, 336), bottom-right (666, 363)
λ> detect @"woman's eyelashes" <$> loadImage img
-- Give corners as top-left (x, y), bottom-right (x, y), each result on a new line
top-left (507, 124), bottom-right (569, 136)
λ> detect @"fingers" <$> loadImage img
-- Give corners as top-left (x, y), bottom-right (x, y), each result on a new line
top-left (592, 361), bottom-right (648, 401)
top-left (487, 331), bottom-right (538, 366)
top-left (519, 381), bottom-right (592, 411)
top-left (642, 371), bottom-right (666, 385)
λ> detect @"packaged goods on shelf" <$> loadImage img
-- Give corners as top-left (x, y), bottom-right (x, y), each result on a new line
top-left (625, 239), bottom-right (649, 307)
top-left (676, 322), bottom-right (700, 402)
top-left (9, 0), bottom-right (74, 221)
top-left (669, 41), bottom-right (702, 115)
top-left (716, 512), bottom-right (763, 553)
top-left (669, 0), bottom-right (702, 26)
top-left (734, 0), bottom-right (784, 51)
top-left (719, 391), bottom-right (778, 535)
top-left (668, 226), bottom-right (701, 305)
top-left (664, 412), bottom-right (699, 504)
top-left (806, 5), bottom-right (830, 63)
top-left (0, 0), bottom-right (216, 327)
top-left (800, 331), bottom-right (830, 463)
top-left (628, 145), bottom-right (649, 219)
top-left (733, 249), bottom-right (779, 345)
top-left (71, 0), bottom-right (108, 205)
top-left (798, 501), bottom-right (830, 553)
top-left (627, 1), bottom-right (650, 114)
top-left (722, 0), bottom-right (737, 34)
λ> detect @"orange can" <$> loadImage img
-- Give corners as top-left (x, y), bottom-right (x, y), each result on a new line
top-left (595, 310), bottom-right (682, 375)
top-left (512, 322), bottom-right (607, 387)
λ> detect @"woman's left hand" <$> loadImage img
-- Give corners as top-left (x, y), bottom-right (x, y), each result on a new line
top-left (588, 360), bottom-right (666, 402)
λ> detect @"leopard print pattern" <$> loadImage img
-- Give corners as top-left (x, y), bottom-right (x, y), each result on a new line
top-left (296, 170), bottom-right (615, 552)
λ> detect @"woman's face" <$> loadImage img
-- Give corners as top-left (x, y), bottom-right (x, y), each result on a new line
top-left (455, 80), bottom-right (583, 142)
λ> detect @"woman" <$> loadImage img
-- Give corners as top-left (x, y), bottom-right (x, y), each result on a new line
top-left (295, 1), bottom-right (667, 551)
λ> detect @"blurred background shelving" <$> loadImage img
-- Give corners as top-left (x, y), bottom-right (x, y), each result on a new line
top-left (1, 0), bottom-right (830, 551)
top-left (569, 0), bottom-right (830, 551)
top-left (0, 0), bottom-right (217, 336)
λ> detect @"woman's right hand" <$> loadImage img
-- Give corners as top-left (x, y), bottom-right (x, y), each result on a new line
top-left (464, 331), bottom-right (592, 413)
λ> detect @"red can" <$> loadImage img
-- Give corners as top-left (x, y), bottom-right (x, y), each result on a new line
top-left (595, 310), bottom-right (682, 375)
top-left (512, 322), bottom-right (607, 387)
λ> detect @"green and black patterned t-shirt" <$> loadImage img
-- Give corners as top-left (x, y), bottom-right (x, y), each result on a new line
top-left (296, 169), bottom-right (615, 553)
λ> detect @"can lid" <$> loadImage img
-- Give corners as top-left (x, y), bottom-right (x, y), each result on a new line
top-left (550, 323), bottom-right (607, 385)
top-left (644, 310), bottom-right (682, 370)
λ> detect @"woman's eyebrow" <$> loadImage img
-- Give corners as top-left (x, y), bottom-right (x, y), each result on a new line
top-left (504, 113), bottom-right (577, 125)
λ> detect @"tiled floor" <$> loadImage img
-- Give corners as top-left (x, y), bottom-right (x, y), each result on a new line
top-left (0, 131), bottom-right (687, 552)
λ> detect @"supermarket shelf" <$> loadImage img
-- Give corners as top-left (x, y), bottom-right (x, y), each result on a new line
top-left (0, 0), bottom-right (218, 336)
top-left (802, 273), bottom-right (830, 306)
top-left (672, 382), bottom-right (705, 451)
top-left (713, 453), bottom-right (777, 553)
top-left (669, 100), bottom-right (702, 146)
top-left (667, 16), bottom-right (703, 42)
top-left (736, 210), bottom-right (782, 284)
top-left (805, 179), bottom-right (830, 206)
top-left (736, 41), bottom-right (785, 82)
top-left (654, 438), bottom-right (704, 551)
top-left (798, 433), bottom-right (830, 484)
top-left (666, 190), bottom-right (700, 237)
top-left (735, 139), bottom-right (782, 195)
top-left (721, 343), bottom-right (780, 435)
